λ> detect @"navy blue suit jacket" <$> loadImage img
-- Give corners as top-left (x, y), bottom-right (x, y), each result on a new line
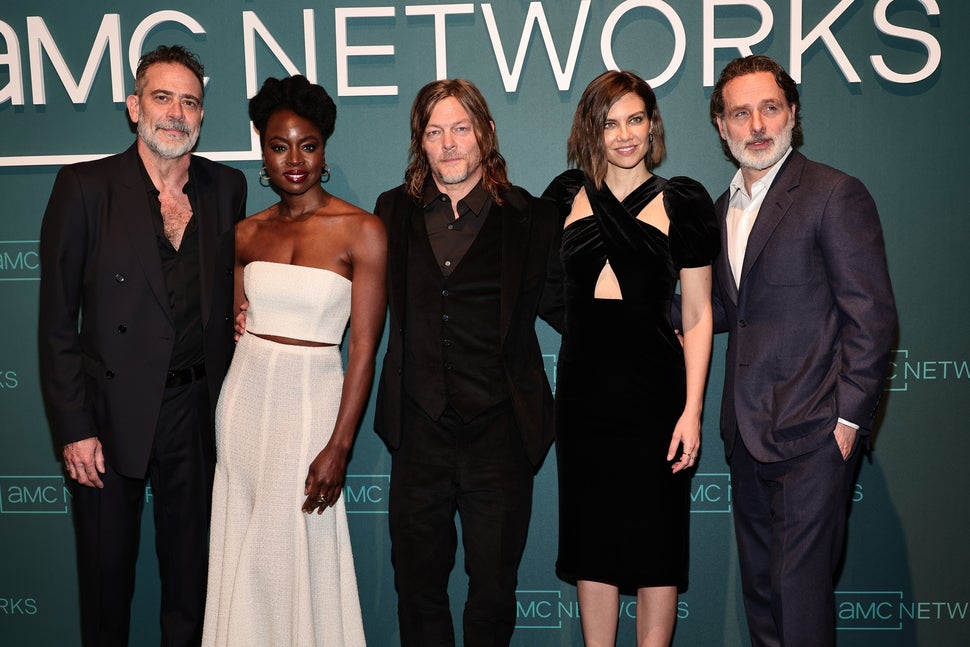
top-left (712, 150), bottom-right (897, 462)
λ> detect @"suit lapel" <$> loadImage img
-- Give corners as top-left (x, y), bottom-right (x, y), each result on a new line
top-left (715, 193), bottom-right (739, 304)
top-left (117, 145), bottom-right (172, 324)
top-left (739, 151), bottom-right (803, 288)
top-left (388, 193), bottom-right (415, 323)
top-left (499, 192), bottom-right (530, 343)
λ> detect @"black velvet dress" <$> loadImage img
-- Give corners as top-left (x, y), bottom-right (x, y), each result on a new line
top-left (542, 169), bottom-right (718, 593)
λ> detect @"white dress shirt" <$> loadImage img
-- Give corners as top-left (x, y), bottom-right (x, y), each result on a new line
top-left (725, 147), bottom-right (793, 287)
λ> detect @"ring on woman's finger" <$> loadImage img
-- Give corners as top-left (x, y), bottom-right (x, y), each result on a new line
top-left (317, 494), bottom-right (328, 503)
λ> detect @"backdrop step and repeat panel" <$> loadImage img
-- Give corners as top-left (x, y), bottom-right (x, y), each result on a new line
top-left (1, 1), bottom-right (967, 645)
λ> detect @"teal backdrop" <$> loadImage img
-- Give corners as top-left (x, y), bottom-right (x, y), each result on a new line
top-left (1, 1), bottom-right (967, 645)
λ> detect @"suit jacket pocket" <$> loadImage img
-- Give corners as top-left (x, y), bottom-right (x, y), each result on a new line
top-left (768, 351), bottom-right (839, 443)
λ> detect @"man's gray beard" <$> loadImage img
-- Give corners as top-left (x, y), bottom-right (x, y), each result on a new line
top-left (729, 120), bottom-right (793, 171)
top-left (436, 169), bottom-right (469, 185)
top-left (138, 120), bottom-right (198, 160)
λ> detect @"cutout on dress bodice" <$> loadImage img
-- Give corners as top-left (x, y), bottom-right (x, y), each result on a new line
top-left (565, 186), bottom-right (669, 300)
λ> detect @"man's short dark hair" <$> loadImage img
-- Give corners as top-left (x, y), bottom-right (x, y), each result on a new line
top-left (134, 45), bottom-right (205, 98)
top-left (710, 55), bottom-right (803, 162)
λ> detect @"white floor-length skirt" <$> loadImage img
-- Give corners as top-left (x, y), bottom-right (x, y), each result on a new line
top-left (203, 333), bottom-right (365, 646)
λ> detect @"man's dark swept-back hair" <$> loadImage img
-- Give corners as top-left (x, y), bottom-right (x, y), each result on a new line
top-left (134, 45), bottom-right (205, 98)
top-left (710, 55), bottom-right (803, 163)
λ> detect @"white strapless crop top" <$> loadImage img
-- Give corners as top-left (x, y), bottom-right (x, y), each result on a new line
top-left (244, 261), bottom-right (352, 344)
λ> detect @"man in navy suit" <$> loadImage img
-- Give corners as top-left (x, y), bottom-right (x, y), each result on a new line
top-left (708, 56), bottom-right (896, 646)
top-left (39, 45), bottom-right (246, 646)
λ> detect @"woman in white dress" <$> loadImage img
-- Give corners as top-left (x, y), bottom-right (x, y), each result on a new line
top-left (203, 75), bottom-right (387, 646)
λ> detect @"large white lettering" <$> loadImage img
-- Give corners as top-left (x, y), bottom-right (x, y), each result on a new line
top-left (703, 0), bottom-right (774, 86)
top-left (405, 4), bottom-right (475, 80)
top-left (0, 2), bottom-right (947, 106)
top-left (335, 6), bottom-right (397, 97)
top-left (0, 20), bottom-right (25, 105)
top-left (870, 0), bottom-right (941, 83)
top-left (790, 0), bottom-right (859, 83)
top-left (27, 14), bottom-right (123, 104)
top-left (128, 11), bottom-right (207, 88)
top-left (482, 1), bottom-right (590, 92)
top-left (243, 10), bottom-right (316, 97)
top-left (601, 0), bottom-right (685, 87)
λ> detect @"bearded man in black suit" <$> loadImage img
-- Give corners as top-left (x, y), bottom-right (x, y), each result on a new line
top-left (39, 45), bottom-right (246, 646)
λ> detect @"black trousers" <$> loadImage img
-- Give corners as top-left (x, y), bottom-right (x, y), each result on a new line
top-left (72, 378), bottom-right (214, 647)
top-left (389, 399), bottom-right (534, 647)
top-left (730, 429), bottom-right (861, 647)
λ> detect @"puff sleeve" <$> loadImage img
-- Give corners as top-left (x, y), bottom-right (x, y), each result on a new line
top-left (541, 168), bottom-right (586, 219)
top-left (663, 176), bottom-right (719, 270)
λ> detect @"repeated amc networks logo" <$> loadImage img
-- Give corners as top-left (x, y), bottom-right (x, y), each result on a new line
top-left (551, 349), bottom-right (970, 396)
top-left (0, 472), bottom-right (732, 515)
top-left (0, 597), bottom-right (38, 616)
top-left (0, 369), bottom-right (19, 389)
top-left (549, 348), bottom-right (970, 398)
top-left (835, 591), bottom-right (968, 630)
top-left (886, 349), bottom-right (970, 392)
top-left (0, 240), bottom-right (39, 281)
top-left (0, 475), bottom-right (391, 515)
top-left (515, 590), bottom-right (687, 629)
top-left (513, 590), bottom-right (967, 631)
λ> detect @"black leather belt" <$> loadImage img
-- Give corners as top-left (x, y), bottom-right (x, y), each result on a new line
top-left (165, 362), bottom-right (206, 388)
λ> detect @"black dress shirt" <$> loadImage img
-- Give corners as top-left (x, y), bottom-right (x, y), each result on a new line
top-left (422, 180), bottom-right (492, 277)
top-left (138, 159), bottom-right (205, 372)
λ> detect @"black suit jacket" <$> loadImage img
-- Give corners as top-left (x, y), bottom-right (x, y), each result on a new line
top-left (712, 150), bottom-right (897, 462)
top-left (38, 143), bottom-right (247, 478)
top-left (373, 184), bottom-right (563, 466)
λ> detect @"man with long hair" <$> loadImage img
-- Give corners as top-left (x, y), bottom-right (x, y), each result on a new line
top-left (373, 79), bottom-right (563, 646)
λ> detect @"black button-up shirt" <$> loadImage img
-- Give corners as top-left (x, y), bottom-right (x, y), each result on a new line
top-left (422, 180), bottom-right (492, 277)
top-left (138, 159), bottom-right (204, 372)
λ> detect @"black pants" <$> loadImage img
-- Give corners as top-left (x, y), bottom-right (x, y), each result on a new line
top-left (72, 378), bottom-right (213, 647)
top-left (389, 399), bottom-right (534, 647)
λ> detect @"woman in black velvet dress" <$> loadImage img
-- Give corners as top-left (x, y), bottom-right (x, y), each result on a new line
top-left (543, 71), bottom-right (718, 646)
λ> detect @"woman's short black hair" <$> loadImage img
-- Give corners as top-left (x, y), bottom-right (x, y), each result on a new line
top-left (248, 75), bottom-right (336, 144)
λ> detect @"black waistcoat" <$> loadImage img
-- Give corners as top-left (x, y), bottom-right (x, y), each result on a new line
top-left (403, 204), bottom-right (508, 421)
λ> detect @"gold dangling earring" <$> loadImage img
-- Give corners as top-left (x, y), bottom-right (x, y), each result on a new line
top-left (320, 164), bottom-right (331, 184)
top-left (258, 166), bottom-right (271, 187)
